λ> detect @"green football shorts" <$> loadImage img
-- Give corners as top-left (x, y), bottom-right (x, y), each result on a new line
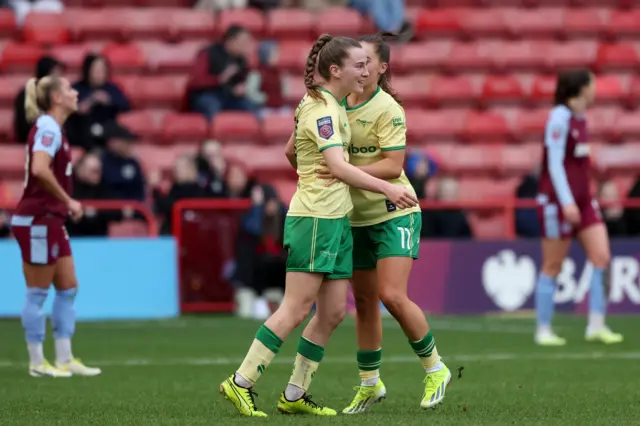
top-left (352, 212), bottom-right (421, 270)
top-left (283, 215), bottom-right (353, 279)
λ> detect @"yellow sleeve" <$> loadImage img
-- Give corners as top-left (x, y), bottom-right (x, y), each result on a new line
top-left (303, 101), bottom-right (344, 152)
top-left (376, 103), bottom-right (407, 151)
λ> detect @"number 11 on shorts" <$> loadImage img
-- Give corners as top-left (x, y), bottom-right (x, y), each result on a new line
top-left (397, 226), bottom-right (411, 250)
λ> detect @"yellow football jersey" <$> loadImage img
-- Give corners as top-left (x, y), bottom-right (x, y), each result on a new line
top-left (288, 89), bottom-right (353, 219)
top-left (347, 86), bottom-right (420, 227)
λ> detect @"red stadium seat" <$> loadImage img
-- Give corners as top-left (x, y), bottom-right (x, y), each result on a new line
top-left (22, 12), bottom-right (71, 45)
top-left (218, 8), bottom-right (265, 37)
top-left (459, 8), bottom-right (508, 39)
top-left (442, 145), bottom-right (501, 175)
top-left (457, 177), bottom-right (520, 201)
top-left (0, 179), bottom-right (23, 204)
top-left (0, 108), bottom-right (13, 141)
top-left (117, 110), bottom-right (165, 141)
top-left (596, 143), bottom-right (640, 174)
top-left (119, 8), bottom-right (171, 41)
top-left (563, 8), bottom-right (609, 39)
top-left (427, 75), bottom-right (478, 107)
top-left (138, 75), bottom-right (188, 109)
top-left (464, 111), bottom-right (511, 143)
top-left (481, 74), bottom-right (525, 105)
top-left (596, 74), bottom-right (628, 104)
top-left (134, 143), bottom-right (177, 173)
top-left (276, 41), bottom-right (312, 72)
top-left (392, 74), bottom-right (430, 108)
top-left (0, 43), bottom-right (45, 72)
top-left (628, 76), bottom-right (640, 108)
top-left (491, 41), bottom-right (548, 71)
top-left (142, 41), bottom-right (204, 73)
top-left (282, 74), bottom-right (306, 106)
top-left (405, 108), bottom-right (468, 143)
top-left (108, 220), bottom-right (149, 237)
top-left (223, 144), bottom-right (295, 181)
top-left (50, 44), bottom-right (97, 71)
top-left (612, 110), bottom-right (640, 140)
top-left (499, 143), bottom-right (542, 175)
top-left (261, 113), bottom-right (294, 145)
top-left (545, 41), bottom-right (598, 71)
top-left (503, 8), bottom-right (565, 39)
top-left (514, 108), bottom-right (548, 141)
top-left (445, 42), bottom-right (492, 72)
top-left (415, 8), bottom-right (461, 38)
top-left (397, 41), bottom-right (452, 72)
top-left (529, 74), bottom-right (557, 104)
top-left (315, 7), bottom-right (363, 38)
top-left (211, 112), bottom-right (260, 143)
top-left (162, 112), bottom-right (208, 144)
top-left (607, 10), bottom-right (640, 39)
top-left (271, 179), bottom-right (297, 204)
top-left (66, 8), bottom-right (122, 41)
top-left (266, 9), bottom-right (314, 41)
top-left (102, 43), bottom-right (146, 72)
top-left (112, 75), bottom-right (141, 106)
top-left (596, 43), bottom-right (639, 72)
top-left (0, 144), bottom-right (25, 179)
top-left (0, 75), bottom-right (29, 107)
top-left (0, 9), bottom-right (17, 38)
top-left (588, 107), bottom-right (620, 140)
top-left (167, 9), bottom-right (215, 41)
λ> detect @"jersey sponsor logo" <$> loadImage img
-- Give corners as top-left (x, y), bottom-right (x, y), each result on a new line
top-left (356, 118), bottom-right (373, 128)
top-left (41, 131), bottom-right (55, 147)
top-left (391, 117), bottom-right (405, 127)
top-left (316, 116), bottom-right (334, 140)
top-left (349, 144), bottom-right (378, 154)
top-left (385, 199), bottom-right (397, 212)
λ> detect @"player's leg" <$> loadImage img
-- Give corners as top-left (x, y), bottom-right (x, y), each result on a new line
top-left (578, 216), bottom-right (622, 344)
top-left (536, 202), bottom-right (572, 346)
top-left (277, 216), bottom-right (352, 416)
top-left (220, 216), bottom-right (335, 417)
top-left (278, 279), bottom-right (348, 416)
top-left (375, 213), bottom-right (451, 409)
top-left (11, 218), bottom-right (70, 377)
top-left (52, 252), bottom-right (101, 376)
top-left (343, 226), bottom-right (386, 414)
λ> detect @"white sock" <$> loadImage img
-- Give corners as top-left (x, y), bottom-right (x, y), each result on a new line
top-left (284, 383), bottom-right (305, 401)
top-left (361, 377), bottom-right (379, 387)
top-left (425, 362), bottom-right (444, 373)
top-left (54, 338), bottom-right (73, 364)
top-left (27, 342), bottom-right (44, 366)
top-left (536, 325), bottom-right (552, 335)
top-left (234, 372), bottom-right (253, 389)
top-left (588, 313), bottom-right (605, 331)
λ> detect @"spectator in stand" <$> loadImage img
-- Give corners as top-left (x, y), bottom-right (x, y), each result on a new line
top-left (598, 180), bottom-right (627, 238)
top-left (66, 53), bottom-right (130, 150)
top-left (251, 41), bottom-right (287, 118)
top-left (195, 139), bottom-right (227, 197)
top-left (248, 0), bottom-right (281, 10)
top-left (233, 185), bottom-right (287, 319)
top-left (100, 122), bottom-right (146, 202)
top-left (283, 0), bottom-right (347, 12)
top-left (14, 55), bottom-right (64, 143)
top-left (8, 0), bottom-right (63, 25)
top-left (194, 0), bottom-right (246, 10)
top-left (186, 25), bottom-right (255, 121)
top-left (624, 177), bottom-right (640, 236)
top-left (224, 162), bottom-right (255, 198)
top-left (515, 166), bottom-right (541, 238)
top-left (0, 210), bottom-right (10, 238)
top-left (66, 152), bottom-right (119, 237)
top-left (349, 0), bottom-right (413, 41)
top-left (153, 154), bottom-right (214, 235)
top-left (421, 176), bottom-right (472, 239)
top-left (405, 149), bottom-right (438, 200)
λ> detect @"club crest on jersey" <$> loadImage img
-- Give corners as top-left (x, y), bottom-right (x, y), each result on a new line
top-left (41, 131), bottom-right (55, 147)
top-left (317, 116), bottom-right (334, 140)
top-left (356, 119), bottom-right (373, 128)
top-left (551, 127), bottom-right (562, 141)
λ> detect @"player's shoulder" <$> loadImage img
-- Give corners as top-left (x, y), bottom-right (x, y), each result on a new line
top-left (35, 114), bottom-right (62, 135)
top-left (547, 104), bottom-right (572, 125)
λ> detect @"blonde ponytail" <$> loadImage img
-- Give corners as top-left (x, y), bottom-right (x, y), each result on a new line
top-left (24, 77), bottom-right (41, 123)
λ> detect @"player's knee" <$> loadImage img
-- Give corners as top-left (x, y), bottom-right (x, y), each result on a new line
top-left (353, 290), bottom-right (379, 311)
top-left (319, 305), bottom-right (346, 331)
top-left (590, 251), bottom-right (610, 270)
top-left (281, 300), bottom-right (314, 327)
top-left (378, 286), bottom-right (407, 314)
top-left (541, 260), bottom-right (563, 277)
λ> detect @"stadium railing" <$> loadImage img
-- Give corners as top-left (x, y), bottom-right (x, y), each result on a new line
top-left (172, 198), bottom-right (640, 313)
top-left (0, 199), bottom-right (159, 237)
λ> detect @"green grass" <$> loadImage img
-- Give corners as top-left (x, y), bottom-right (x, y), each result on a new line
top-left (1, 314), bottom-right (639, 425)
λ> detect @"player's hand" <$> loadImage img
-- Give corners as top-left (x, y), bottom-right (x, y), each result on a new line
top-left (92, 90), bottom-right (111, 104)
top-left (316, 162), bottom-right (339, 187)
top-left (382, 183), bottom-right (419, 210)
top-left (67, 199), bottom-right (84, 222)
top-left (563, 204), bottom-right (581, 225)
top-left (251, 185), bottom-right (264, 205)
top-left (232, 83), bottom-right (247, 96)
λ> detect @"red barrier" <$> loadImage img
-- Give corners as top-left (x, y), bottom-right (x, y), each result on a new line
top-left (0, 199), bottom-right (159, 237)
top-left (172, 197), bottom-right (640, 313)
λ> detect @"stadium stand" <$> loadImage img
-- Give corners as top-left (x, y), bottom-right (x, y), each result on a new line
top-left (1, 2), bottom-right (640, 238)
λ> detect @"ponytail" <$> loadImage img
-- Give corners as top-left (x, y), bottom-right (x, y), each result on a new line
top-left (23, 75), bottom-right (61, 123)
top-left (359, 32), bottom-right (401, 105)
top-left (24, 78), bottom-right (40, 123)
top-left (304, 34), bottom-right (333, 103)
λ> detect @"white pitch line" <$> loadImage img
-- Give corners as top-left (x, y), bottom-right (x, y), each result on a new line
top-left (1, 352), bottom-right (639, 369)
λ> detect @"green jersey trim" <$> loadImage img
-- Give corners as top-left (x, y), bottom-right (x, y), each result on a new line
top-left (318, 143), bottom-right (343, 152)
top-left (319, 88), bottom-right (345, 106)
top-left (380, 145), bottom-right (406, 151)
top-left (346, 86), bottom-right (381, 111)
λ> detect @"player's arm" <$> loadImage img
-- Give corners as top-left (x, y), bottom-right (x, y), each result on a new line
top-left (545, 108), bottom-right (575, 207)
top-left (284, 132), bottom-right (297, 169)
top-left (357, 105), bottom-right (406, 180)
top-left (31, 129), bottom-right (73, 206)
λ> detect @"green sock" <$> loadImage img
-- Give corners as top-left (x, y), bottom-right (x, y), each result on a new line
top-left (357, 348), bottom-right (382, 382)
top-left (237, 325), bottom-right (283, 383)
top-left (409, 331), bottom-right (440, 371)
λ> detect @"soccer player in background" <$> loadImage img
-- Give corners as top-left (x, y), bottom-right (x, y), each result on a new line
top-left (535, 69), bottom-right (623, 346)
top-left (10, 75), bottom-right (102, 377)
top-left (306, 32), bottom-right (451, 412)
top-left (219, 34), bottom-right (418, 417)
